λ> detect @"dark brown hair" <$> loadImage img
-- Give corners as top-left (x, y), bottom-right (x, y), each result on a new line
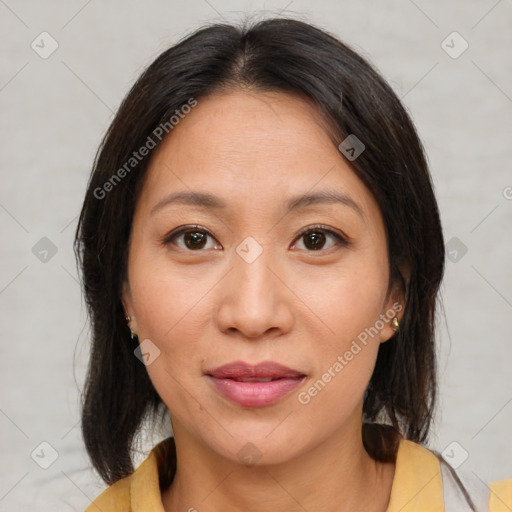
top-left (75, 16), bottom-right (445, 485)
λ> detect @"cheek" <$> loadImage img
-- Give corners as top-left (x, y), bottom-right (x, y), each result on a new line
top-left (291, 255), bottom-right (388, 410)
top-left (126, 245), bottom-right (230, 414)
top-left (129, 260), bottom-right (209, 421)
top-left (294, 255), bottom-right (389, 343)
top-left (295, 287), bottom-right (382, 426)
top-left (128, 242), bottom-right (211, 341)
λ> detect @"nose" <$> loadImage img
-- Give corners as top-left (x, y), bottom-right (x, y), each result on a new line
top-left (215, 248), bottom-right (294, 340)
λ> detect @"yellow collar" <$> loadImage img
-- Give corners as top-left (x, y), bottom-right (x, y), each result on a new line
top-left (129, 445), bottom-right (166, 511)
top-left (386, 439), bottom-right (444, 511)
top-left (90, 437), bottom-right (446, 511)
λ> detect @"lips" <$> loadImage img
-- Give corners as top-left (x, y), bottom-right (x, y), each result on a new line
top-left (206, 361), bottom-right (306, 407)
top-left (207, 361), bottom-right (305, 380)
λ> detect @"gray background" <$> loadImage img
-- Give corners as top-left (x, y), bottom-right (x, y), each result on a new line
top-left (1, 0), bottom-right (511, 509)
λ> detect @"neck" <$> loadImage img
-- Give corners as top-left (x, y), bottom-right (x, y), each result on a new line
top-left (161, 419), bottom-right (395, 512)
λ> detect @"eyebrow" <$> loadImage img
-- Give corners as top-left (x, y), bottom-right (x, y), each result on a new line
top-left (150, 190), bottom-right (363, 217)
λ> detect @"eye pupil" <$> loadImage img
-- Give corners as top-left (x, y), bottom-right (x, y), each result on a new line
top-left (304, 232), bottom-right (325, 250)
top-left (185, 231), bottom-right (207, 249)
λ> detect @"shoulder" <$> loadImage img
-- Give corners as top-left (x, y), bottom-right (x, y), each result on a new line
top-left (387, 439), bottom-right (444, 511)
top-left (389, 439), bottom-right (512, 511)
top-left (85, 445), bottom-right (163, 512)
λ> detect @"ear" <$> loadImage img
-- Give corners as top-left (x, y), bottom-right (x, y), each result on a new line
top-left (121, 280), bottom-right (138, 333)
top-left (379, 278), bottom-right (406, 344)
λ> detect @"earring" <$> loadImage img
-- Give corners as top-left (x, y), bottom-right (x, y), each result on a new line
top-left (391, 317), bottom-right (400, 332)
top-left (125, 315), bottom-right (138, 340)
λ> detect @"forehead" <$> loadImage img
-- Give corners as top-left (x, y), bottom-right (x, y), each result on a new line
top-left (151, 89), bottom-right (336, 167)
top-left (138, 90), bottom-right (379, 220)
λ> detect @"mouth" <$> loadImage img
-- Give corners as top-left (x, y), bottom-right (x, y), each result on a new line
top-left (205, 361), bottom-right (306, 407)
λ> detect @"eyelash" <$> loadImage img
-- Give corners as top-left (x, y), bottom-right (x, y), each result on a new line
top-left (161, 224), bottom-right (349, 252)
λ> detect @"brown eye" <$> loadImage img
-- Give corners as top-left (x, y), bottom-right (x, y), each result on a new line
top-left (184, 231), bottom-right (208, 249)
top-left (163, 226), bottom-right (220, 251)
top-left (293, 225), bottom-right (347, 252)
top-left (303, 231), bottom-right (326, 250)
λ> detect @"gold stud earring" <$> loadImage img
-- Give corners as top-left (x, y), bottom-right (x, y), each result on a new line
top-left (391, 317), bottom-right (400, 332)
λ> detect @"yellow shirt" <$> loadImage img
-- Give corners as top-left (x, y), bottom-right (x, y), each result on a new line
top-left (86, 437), bottom-right (512, 511)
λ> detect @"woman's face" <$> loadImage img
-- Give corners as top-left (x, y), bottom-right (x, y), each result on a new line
top-left (123, 89), bottom-right (401, 465)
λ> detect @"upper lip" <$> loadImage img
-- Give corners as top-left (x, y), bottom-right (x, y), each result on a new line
top-left (206, 361), bottom-right (305, 379)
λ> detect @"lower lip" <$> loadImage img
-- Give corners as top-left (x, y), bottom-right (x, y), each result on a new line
top-left (207, 376), bottom-right (305, 407)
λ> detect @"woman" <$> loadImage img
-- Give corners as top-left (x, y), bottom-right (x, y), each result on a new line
top-left (75, 17), bottom-right (511, 511)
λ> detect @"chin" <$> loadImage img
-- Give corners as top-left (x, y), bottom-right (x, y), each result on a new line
top-left (204, 427), bottom-right (309, 467)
